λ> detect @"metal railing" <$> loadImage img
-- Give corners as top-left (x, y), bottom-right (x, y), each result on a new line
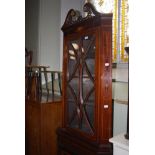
top-left (25, 66), bottom-right (62, 101)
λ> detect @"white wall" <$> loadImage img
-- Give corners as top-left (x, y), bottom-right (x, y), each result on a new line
top-left (112, 64), bottom-right (128, 136)
top-left (113, 102), bottom-right (128, 136)
top-left (25, 0), bottom-right (39, 64)
top-left (26, 0), bottom-right (85, 70)
top-left (38, 0), bottom-right (61, 71)
top-left (26, 0), bottom-right (61, 70)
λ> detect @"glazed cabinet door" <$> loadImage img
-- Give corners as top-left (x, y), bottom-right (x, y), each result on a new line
top-left (64, 31), bottom-right (98, 137)
top-left (58, 3), bottom-right (113, 155)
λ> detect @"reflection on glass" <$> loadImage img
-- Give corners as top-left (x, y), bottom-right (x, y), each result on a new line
top-left (70, 56), bottom-right (76, 60)
top-left (69, 50), bottom-right (75, 55)
top-left (84, 36), bottom-right (89, 40)
top-left (72, 43), bottom-right (79, 50)
top-left (82, 47), bottom-right (84, 53)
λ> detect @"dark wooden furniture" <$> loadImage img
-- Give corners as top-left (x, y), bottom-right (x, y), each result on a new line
top-left (25, 49), bottom-right (33, 96)
top-left (25, 65), bottom-right (50, 97)
top-left (25, 94), bottom-right (62, 155)
top-left (25, 68), bottom-right (63, 155)
top-left (25, 48), bottom-right (33, 65)
top-left (57, 3), bottom-right (113, 155)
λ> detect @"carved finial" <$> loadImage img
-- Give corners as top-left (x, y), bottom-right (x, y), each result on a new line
top-left (65, 9), bottom-right (76, 24)
top-left (61, 2), bottom-right (102, 30)
top-left (62, 9), bottom-right (82, 28)
top-left (83, 2), bottom-right (100, 17)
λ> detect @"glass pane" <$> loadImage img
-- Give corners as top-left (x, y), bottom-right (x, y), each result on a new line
top-left (68, 56), bottom-right (77, 78)
top-left (82, 35), bottom-right (95, 77)
top-left (81, 90), bottom-right (95, 133)
top-left (68, 78), bottom-right (78, 97)
top-left (85, 59), bottom-right (95, 77)
top-left (67, 40), bottom-right (79, 78)
top-left (66, 34), bottom-right (96, 135)
top-left (68, 101), bottom-right (78, 127)
top-left (82, 76), bottom-right (94, 99)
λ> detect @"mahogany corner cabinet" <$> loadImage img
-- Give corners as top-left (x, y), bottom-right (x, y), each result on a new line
top-left (57, 3), bottom-right (113, 155)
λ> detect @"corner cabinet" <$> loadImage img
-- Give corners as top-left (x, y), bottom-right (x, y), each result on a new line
top-left (57, 3), bottom-right (113, 155)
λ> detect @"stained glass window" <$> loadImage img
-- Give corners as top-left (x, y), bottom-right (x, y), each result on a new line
top-left (85, 0), bottom-right (129, 63)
